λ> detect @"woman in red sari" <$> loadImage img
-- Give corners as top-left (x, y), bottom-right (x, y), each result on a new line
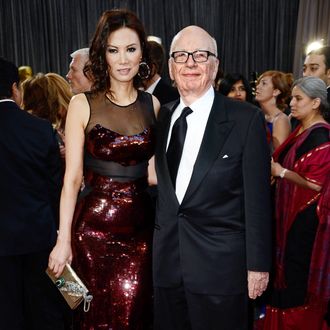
top-left (264, 76), bottom-right (330, 329)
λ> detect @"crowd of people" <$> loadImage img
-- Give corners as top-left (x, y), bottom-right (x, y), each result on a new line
top-left (0, 7), bottom-right (329, 330)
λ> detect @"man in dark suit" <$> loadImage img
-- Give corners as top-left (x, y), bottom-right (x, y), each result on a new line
top-left (145, 40), bottom-right (179, 105)
top-left (153, 26), bottom-right (272, 330)
top-left (0, 58), bottom-right (67, 329)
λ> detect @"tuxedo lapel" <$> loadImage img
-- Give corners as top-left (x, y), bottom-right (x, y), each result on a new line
top-left (182, 94), bottom-right (234, 204)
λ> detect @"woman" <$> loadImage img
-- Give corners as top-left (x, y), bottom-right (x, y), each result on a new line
top-left (255, 70), bottom-right (292, 152)
top-left (264, 76), bottom-right (330, 329)
top-left (48, 9), bottom-right (160, 329)
top-left (22, 72), bottom-right (72, 157)
top-left (218, 72), bottom-right (254, 103)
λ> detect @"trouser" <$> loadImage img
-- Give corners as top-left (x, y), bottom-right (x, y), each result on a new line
top-left (154, 285), bottom-right (248, 330)
top-left (0, 249), bottom-right (71, 330)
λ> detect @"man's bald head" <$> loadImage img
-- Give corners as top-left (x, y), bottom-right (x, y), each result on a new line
top-left (170, 26), bottom-right (218, 57)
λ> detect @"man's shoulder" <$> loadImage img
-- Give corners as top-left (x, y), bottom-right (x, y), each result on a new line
top-left (0, 101), bottom-right (54, 136)
top-left (154, 79), bottom-right (180, 104)
top-left (215, 92), bottom-right (261, 119)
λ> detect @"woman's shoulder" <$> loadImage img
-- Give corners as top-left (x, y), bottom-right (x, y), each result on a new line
top-left (307, 126), bottom-right (330, 143)
top-left (274, 111), bottom-right (290, 123)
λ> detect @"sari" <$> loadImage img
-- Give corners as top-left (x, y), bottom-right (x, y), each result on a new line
top-left (264, 123), bottom-right (330, 329)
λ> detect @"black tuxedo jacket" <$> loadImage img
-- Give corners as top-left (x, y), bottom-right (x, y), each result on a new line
top-left (153, 78), bottom-right (179, 105)
top-left (0, 101), bottom-right (62, 256)
top-left (153, 91), bottom-right (272, 295)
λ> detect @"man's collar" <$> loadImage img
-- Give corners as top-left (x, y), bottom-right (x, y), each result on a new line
top-left (0, 98), bottom-right (16, 103)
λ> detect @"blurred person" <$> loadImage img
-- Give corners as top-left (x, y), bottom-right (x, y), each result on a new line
top-left (0, 57), bottom-right (66, 330)
top-left (153, 25), bottom-right (271, 330)
top-left (255, 70), bottom-right (292, 152)
top-left (22, 72), bottom-right (73, 159)
top-left (264, 76), bottom-right (330, 329)
top-left (66, 48), bottom-right (92, 94)
top-left (48, 9), bottom-right (160, 329)
top-left (218, 72), bottom-right (254, 103)
top-left (303, 46), bottom-right (330, 103)
top-left (144, 40), bottom-right (179, 104)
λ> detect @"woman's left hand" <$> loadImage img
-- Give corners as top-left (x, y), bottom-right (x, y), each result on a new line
top-left (271, 159), bottom-right (284, 177)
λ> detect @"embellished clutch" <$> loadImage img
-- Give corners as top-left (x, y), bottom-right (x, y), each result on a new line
top-left (46, 264), bottom-right (93, 312)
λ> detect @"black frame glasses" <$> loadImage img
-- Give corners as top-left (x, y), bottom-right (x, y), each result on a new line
top-left (170, 50), bottom-right (217, 63)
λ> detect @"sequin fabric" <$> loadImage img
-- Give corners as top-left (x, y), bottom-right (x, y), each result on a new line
top-left (71, 91), bottom-right (155, 330)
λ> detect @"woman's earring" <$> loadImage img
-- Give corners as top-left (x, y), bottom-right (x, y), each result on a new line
top-left (138, 61), bottom-right (151, 79)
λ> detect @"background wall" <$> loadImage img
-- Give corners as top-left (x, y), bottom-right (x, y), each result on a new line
top-left (0, 0), bottom-right (329, 81)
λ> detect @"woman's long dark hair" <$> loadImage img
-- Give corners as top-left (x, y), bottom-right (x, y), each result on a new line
top-left (86, 9), bottom-right (149, 93)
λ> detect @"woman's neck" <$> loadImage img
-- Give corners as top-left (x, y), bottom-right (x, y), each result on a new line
top-left (300, 113), bottom-right (326, 132)
top-left (108, 82), bottom-right (137, 106)
top-left (260, 101), bottom-right (282, 120)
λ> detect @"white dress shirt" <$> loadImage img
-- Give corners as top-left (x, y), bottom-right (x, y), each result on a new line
top-left (145, 77), bottom-right (161, 94)
top-left (0, 99), bottom-right (15, 103)
top-left (166, 86), bottom-right (215, 203)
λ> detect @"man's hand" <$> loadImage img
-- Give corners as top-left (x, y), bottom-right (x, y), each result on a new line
top-left (247, 270), bottom-right (269, 299)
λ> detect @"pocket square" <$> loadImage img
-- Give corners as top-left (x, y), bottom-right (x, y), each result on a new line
top-left (222, 154), bottom-right (229, 159)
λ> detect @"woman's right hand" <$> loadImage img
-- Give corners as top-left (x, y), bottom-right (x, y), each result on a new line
top-left (48, 240), bottom-right (72, 278)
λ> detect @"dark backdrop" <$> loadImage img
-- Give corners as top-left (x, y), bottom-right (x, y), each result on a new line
top-left (0, 0), bottom-right (299, 80)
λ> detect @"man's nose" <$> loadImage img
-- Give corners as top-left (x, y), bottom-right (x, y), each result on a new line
top-left (186, 54), bottom-right (196, 66)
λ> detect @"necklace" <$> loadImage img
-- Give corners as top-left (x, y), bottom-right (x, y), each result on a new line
top-left (105, 90), bottom-right (138, 106)
top-left (265, 111), bottom-right (281, 123)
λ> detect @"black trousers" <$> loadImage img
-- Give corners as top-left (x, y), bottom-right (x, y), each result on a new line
top-left (154, 285), bottom-right (248, 330)
top-left (0, 250), bottom-right (72, 330)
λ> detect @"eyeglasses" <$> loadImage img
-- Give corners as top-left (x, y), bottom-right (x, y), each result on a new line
top-left (171, 50), bottom-right (217, 63)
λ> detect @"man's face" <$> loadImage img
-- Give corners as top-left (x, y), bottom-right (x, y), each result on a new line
top-left (66, 54), bottom-right (92, 94)
top-left (303, 54), bottom-right (330, 85)
top-left (169, 27), bottom-right (219, 99)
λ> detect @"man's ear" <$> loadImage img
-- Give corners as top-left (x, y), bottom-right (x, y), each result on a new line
top-left (12, 82), bottom-right (22, 106)
top-left (168, 59), bottom-right (174, 81)
top-left (212, 58), bottom-right (220, 81)
top-left (326, 68), bottom-right (330, 86)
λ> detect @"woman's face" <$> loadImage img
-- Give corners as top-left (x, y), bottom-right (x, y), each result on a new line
top-left (255, 75), bottom-right (276, 103)
top-left (227, 80), bottom-right (247, 101)
top-left (290, 86), bottom-right (320, 121)
top-left (105, 27), bottom-right (142, 84)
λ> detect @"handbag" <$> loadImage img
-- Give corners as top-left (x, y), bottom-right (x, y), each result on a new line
top-left (46, 264), bottom-right (93, 312)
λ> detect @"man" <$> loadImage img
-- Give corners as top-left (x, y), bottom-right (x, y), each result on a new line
top-left (303, 46), bottom-right (330, 102)
top-left (0, 58), bottom-right (67, 329)
top-left (153, 26), bottom-right (271, 330)
top-left (144, 40), bottom-right (179, 105)
top-left (66, 47), bottom-right (92, 94)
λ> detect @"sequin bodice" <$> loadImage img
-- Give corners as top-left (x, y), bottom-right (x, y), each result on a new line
top-left (84, 90), bottom-right (156, 178)
top-left (86, 125), bottom-right (155, 166)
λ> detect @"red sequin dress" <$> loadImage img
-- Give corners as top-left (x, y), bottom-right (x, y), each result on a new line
top-left (72, 90), bottom-right (156, 329)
